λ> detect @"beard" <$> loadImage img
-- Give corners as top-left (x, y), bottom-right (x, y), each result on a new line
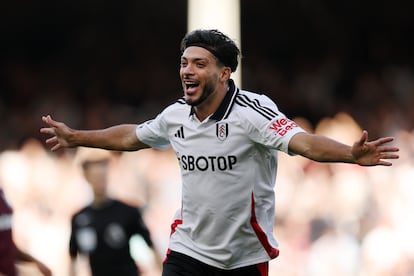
top-left (185, 79), bottom-right (217, 107)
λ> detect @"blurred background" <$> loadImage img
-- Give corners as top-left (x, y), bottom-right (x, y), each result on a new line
top-left (1, 0), bottom-right (414, 275)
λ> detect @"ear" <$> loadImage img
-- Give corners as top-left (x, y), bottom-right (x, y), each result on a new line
top-left (219, 66), bottom-right (231, 82)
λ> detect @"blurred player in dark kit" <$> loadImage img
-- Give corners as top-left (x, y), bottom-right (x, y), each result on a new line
top-left (69, 149), bottom-right (158, 276)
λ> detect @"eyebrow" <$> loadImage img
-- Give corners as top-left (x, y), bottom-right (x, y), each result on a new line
top-left (181, 56), bottom-right (210, 63)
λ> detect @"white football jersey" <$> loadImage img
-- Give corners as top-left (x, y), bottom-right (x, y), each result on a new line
top-left (136, 80), bottom-right (305, 269)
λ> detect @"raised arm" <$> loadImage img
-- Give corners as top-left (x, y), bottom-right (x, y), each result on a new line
top-left (288, 130), bottom-right (399, 166)
top-left (40, 115), bottom-right (149, 152)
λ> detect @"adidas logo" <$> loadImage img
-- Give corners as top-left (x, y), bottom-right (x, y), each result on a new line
top-left (174, 126), bottom-right (185, 139)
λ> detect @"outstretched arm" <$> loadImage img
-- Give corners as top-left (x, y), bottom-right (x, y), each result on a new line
top-left (40, 115), bottom-right (149, 152)
top-left (288, 130), bottom-right (399, 166)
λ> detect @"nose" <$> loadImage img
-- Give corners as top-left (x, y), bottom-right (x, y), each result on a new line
top-left (180, 63), bottom-right (194, 76)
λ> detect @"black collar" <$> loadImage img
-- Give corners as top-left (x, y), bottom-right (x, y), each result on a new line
top-left (189, 79), bottom-right (238, 121)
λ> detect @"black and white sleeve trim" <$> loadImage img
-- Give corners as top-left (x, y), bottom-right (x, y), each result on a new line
top-left (235, 94), bottom-right (279, 121)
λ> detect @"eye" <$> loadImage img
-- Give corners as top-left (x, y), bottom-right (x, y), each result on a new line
top-left (180, 60), bottom-right (187, 67)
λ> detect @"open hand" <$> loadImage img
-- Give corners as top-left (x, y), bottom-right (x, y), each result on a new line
top-left (40, 115), bottom-right (73, 151)
top-left (351, 130), bottom-right (399, 166)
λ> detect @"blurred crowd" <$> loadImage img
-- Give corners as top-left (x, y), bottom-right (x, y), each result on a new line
top-left (1, 0), bottom-right (414, 151)
top-left (1, 1), bottom-right (414, 275)
top-left (0, 112), bottom-right (413, 276)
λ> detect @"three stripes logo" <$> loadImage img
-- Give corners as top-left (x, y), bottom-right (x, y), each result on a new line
top-left (174, 126), bottom-right (185, 139)
top-left (235, 94), bottom-right (278, 120)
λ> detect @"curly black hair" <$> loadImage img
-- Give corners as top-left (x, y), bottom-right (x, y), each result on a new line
top-left (180, 29), bottom-right (241, 72)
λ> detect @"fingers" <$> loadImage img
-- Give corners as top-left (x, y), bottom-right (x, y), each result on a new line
top-left (42, 115), bottom-right (58, 127)
top-left (379, 146), bottom-right (399, 153)
top-left (374, 137), bottom-right (394, 146)
top-left (41, 115), bottom-right (60, 151)
top-left (377, 160), bottom-right (393, 166)
top-left (40, 115), bottom-right (56, 134)
top-left (375, 143), bottom-right (399, 162)
top-left (51, 143), bottom-right (61, 152)
top-left (44, 134), bottom-right (60, 151)
top-left (379, 153), bottom-right (399, 160)
top-left (41, 115), bottom-right (51, 124)
top-left (40, 127), bottom-right (54, 135)
top-left (45, 136), bottom-right (61, 151)
top-left (375, 149), bottom-right (400, 166)
top-left (377, 151), bottom-right (399, 165)
top-left (373, 157), bottom-right (396, 167)
top-left (356, 135), bottom-right (400, 166)
top-left (357, 130), bottom-right (368, 146)
top-left (46, 136), bottom-right (58, 144)
top-left (360, 131), bottom-right (396, 149)
top-left (377, 144), bottom-right (399, 165)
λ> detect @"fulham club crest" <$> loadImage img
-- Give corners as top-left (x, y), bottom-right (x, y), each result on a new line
top-left (216, 123), bottom-right (228, 141)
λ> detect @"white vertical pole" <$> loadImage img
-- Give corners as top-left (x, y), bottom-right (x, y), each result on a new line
top-left (187, 0), bottom-right (241, 86)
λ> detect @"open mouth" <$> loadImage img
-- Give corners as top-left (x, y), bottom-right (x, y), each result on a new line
top-left (184, 80), bottom-right (200, 89)
top-left (184, 80), bottom-right (200, 93)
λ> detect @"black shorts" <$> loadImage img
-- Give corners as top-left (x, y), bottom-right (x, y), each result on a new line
top-left (162, 250), bottom-right (268, 276)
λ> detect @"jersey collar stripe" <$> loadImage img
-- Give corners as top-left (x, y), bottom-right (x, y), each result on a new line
top-left (211, 79), bottom-right (238, 121)
top-left (176, 98), bottom-right (186, 105)
top-left (221, 86), bottom-right (238, 120)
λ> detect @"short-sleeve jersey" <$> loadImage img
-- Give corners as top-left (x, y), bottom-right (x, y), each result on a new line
top-left (69, 199), bottom-right (153, 276)
top-left (136, 80), bottom-right (305, 269)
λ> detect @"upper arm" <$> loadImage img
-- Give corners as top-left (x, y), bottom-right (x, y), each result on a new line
top-left (121, 124), bottom-right (150, 151)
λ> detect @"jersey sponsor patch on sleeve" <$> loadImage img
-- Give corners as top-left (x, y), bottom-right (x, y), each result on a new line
top-left (268, 118), bottom-right (298, 137)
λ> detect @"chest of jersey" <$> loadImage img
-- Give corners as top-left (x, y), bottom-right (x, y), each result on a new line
top-left (170, 118), bottom-right (252, 174)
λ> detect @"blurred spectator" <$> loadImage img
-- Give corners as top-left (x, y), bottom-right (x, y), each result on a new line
top-left (0, 187), bottom-right (52, 276)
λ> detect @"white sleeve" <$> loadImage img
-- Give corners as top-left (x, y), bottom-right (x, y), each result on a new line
top-left (135, 114), bottom-right (171, 151)
top-left (243, 95), bottom-right (306, 154)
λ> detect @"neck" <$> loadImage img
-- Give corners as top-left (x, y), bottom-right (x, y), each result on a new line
top-left (194, 83), bottom-right (228, 122)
